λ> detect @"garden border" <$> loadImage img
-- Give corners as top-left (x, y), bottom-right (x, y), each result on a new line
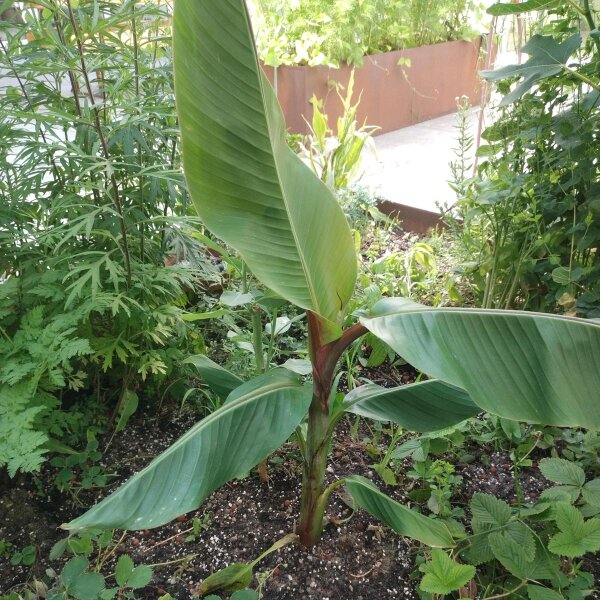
top-left (261, 38), bottom-right (485, 136)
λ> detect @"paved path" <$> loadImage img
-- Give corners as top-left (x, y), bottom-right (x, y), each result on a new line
top-left (360, 109), bottom-right (481, 214)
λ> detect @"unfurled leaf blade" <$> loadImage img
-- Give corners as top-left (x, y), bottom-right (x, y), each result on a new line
top-left (343, 380), bottom-right (479, 432)
top-left (361, 300), bottom-right (600, 429)
top-left (582, 479), bottom-right (600, 508)
top-left (63, 370), bottom-right (311, 530)
top-left (115, 555), bottom-right (134, 587)
top-left (488, 531), bottom-right (533, 579)
top-left (548, 503), bottom-right (600, 557)
top-left (527, 584), bottom-right (565, 600)
top-left (127, 565), bottom-right (153, 589)
top-left (345, 476), bottom-right (455, 547)
top-left (173, 0), bottom-right (357, 327)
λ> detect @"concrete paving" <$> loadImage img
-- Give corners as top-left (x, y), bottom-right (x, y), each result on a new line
top-left (360, 109), bottom-right (481, 214)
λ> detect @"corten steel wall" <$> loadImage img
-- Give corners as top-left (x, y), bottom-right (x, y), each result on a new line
top-left (261, 38), bottom-right (483, 136)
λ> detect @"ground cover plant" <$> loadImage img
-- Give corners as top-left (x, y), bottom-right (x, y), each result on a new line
top-left (44, 1), bottom-right (600, 597)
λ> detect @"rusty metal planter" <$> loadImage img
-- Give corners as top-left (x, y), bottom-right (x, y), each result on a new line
top-left (261, 38), bottom-right (483, 136)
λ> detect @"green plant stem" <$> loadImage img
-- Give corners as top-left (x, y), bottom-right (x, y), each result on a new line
top-left (582, 0), bottom-right (600, 58)
top-left (298, 386), bottom-right (331, 547)
top-left (64, 0), bottom-right (133, 287)
top-left (484, 579), bottom-right (527, 599)
top-left (298, 317), bottom-right (367, 546)
top-left (251, 305), bottom-right (265, 373)
top-left (266, 308), bottom-right (278, 365)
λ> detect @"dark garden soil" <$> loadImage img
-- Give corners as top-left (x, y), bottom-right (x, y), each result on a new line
top-left (1, 362), bottom-right (599, 599)
top-left (1, 422), bottom-right (599, 600)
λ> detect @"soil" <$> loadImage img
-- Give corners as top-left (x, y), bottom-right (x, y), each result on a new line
top-left (1, 362), bottom-right (599, 599)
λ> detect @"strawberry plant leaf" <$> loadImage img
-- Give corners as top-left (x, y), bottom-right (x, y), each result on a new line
top-left (420, 548), bottom-right (475, 595)
top-left (126, 565), bottom-right (153, 589)
top-left (488, 531), bottom-right (533, 579)
top-left (582, 478), bottom-right (600, 508)
top-left (539, 458), bottom-right (585, 487)
top-left (471, 493), bottom-right (511, 527)
top-left (548, 504), bottom-right (600, 557)
top-left (527, 584), bottom-right (565, 600)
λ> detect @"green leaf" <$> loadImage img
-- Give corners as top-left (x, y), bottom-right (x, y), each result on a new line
top-left (70, 573), bottom-right (105, 600)
top-left (115, 390), bottom-right (138, 433)
top-left (182, 309), bottom-right (230, 322)
top-left (480, 34), bottom-right (582, 106)
top-left (199, 563), bottom-right (253, 595)
top-left (552, 267), bottom-right (573, 286)
top-left (470, 493), bottom-right (511, 527)
top-left (539, 458), bottom-right (585, 487)
top-left (49, 538), bottom-right (68, 560)
top-left (126, 565), bottom-right (152, 589)
top-left (343, 381), bottom-right (479, 432)
top-left (281, 358), bottom-right (313, 376)
top-left (582, 478), bottom-right (600, 508)
top-left (62, 370), bottom-right (311, 531)
top-left (467, 519), bottom-right (535, 566)
top-left (420, 549), bottom-right (475, 595)
top-left (488, 0), bottom-right (560, 15)
top-left (527, 585), bottom-right (565, 600)
top-left (61, 557), bottom-right (89, 587)
top-left (173, 0), bottom-right (357, 329)
top-left (220, 291), bottom-right (254, 307)
top-left (548, 503), bottom-right (600, 557)
top-left (115, 555), bottom-right (134, 587)
top-left (540, 485), bottom-right (579, 503)
top-left (488, 531), bottom-right (533, 579)
top-left (345, 476), bottom-right (455, 547)
top-left (361, 299), bottom-right (600, 429)
top-left (373, 464), bottom-right (397, 486)
top-left (231, 591), bottom-right (259, 600)
top-left (183, 355), bottom-right (244, 399)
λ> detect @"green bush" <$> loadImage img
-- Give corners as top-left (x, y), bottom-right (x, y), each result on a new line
top-left (445, 2), bottom-right (600, 315)
top-left (0, 0), bottom-right (219, 476)
top-left (249, 0), bottom-right (482, 66)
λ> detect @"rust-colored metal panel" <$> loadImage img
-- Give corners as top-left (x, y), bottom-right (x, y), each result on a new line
top-left (262, 38), bottom-right (483, 136)
top-left (377, 200), bottom-right (448, 236)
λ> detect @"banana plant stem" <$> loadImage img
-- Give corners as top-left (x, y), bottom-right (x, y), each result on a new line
top-left (298, 315), bottom-right (367, 547)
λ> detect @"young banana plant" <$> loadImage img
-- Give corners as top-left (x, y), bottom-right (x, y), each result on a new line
top-left (63, 0), bottom-right (600, 551)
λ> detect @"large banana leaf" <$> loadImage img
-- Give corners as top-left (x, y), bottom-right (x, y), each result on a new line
top-left (173, 0), bottom-right (356, 330)
top-left (361, 299), bottom-right (600, 429)
top-left (63, 370), bottom-right (311, 531)
top-left (344, 381), bottom-right (480, 433)
top-left (345, 476), bottom-right (455, 547)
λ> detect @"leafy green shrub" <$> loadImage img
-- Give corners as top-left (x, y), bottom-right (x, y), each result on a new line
top-left (0, 0), bottom-right (220, 476)
top-left (445, 1), bottom-right (600, 315)
top-left (250, 0), bottom-right (482, 66)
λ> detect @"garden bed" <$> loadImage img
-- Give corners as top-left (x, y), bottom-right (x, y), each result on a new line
top-left (261, 38), bottom-right (484, 136)
top-left (3, 397), bottom-right (597, 599)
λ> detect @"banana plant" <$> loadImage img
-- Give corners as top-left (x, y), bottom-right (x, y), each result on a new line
top-left (63, 0), bottom-right (600, 550)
